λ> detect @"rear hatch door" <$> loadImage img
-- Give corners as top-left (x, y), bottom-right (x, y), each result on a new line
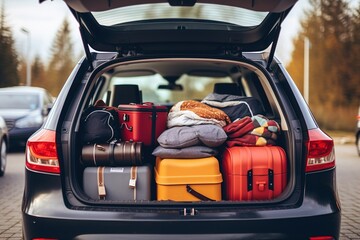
top-left (53, 0), bottom-right (297, 57)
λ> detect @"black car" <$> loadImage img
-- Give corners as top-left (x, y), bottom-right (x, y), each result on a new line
top-left (0, 86), bottom-right (54, 148)
top-left (22, 0), bottom-right (341, 239)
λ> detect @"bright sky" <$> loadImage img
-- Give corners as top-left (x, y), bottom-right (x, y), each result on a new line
top-left (2, 0), bottom-right (308, 65)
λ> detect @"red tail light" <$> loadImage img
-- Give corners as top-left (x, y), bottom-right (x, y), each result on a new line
top-left (26, 129), bottom-right (60, 174)
top-left (305, 128), bottom-right (335, 172)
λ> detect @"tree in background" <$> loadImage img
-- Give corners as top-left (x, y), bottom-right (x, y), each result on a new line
top-left (286, 0), bottom-right (359, 130)
top-left (348, 7), bottom-right (360, 106)
top-left (46, 18), bottom-right (75, 96)
top-left (31, 55), bottom-right (47, 89)
top-left (0, 4), bottom-right (19, 87)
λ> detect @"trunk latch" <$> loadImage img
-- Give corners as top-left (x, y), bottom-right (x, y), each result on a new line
top-left (182, 208), bottom-right (197, 216)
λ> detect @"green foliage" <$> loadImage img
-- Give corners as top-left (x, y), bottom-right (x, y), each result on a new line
top-left (31, 55), bottom-right (47, 89)
top-left (286, 0), bottom-right (360, 131)
top-left (0, 5), bottom-right (19, 87)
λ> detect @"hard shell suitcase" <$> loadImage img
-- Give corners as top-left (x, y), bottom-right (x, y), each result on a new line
top-left (117, 103), bottom-right (168, 146)
top-left (155, 157), bottom-right (223, 202)
top-left (83, 165), bottom-right (152, 201)
top-left (221, 146), bottom-right (287, 201)
top-left (81, 141), bottom-right (143, 166)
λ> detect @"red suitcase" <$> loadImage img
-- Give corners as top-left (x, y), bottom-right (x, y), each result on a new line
top-left (117, 103), bottom-right (168, 146)
top-left (221, 146), bottom-right (287, 201)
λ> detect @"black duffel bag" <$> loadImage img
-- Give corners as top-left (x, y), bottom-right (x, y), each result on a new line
top-left (81, 100), bottom-right (120, 144)
top-left (81, 141), bottom-right (143, 167)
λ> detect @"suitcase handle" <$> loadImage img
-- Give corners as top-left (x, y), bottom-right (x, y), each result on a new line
top-left (186, 185), bottom-right (215, 201)
top-left (120, 122), bottom-right (133, 131)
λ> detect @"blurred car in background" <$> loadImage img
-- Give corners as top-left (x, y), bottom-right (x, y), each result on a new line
top-left (0, 86), bottom-right (54, 148)
top-left (0, 116), bottom-right (8, 177)
top-left (356, 106), bottom-right (360, 156)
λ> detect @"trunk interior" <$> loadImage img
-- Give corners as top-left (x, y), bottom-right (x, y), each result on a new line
top-left (65, 55), bottom-right (300, 207)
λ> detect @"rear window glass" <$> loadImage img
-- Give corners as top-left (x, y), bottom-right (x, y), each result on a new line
top-left (92, 3), bottom-right (268, 27)
top-left (0, 93), bottom-right (39, 110)
top-left (108, 74), bottom-right (232, 104)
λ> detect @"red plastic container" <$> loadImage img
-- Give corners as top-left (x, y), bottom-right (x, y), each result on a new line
top-left (221, 146), bottom-right (287, 201)
top-left (117, 103), bottom-right (168, 146)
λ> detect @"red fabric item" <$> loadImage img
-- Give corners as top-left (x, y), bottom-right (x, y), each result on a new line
top-left (223, 117), bottom-right (254, 138)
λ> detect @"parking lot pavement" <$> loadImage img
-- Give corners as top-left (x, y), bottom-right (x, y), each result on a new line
top-left (336, 144), bottom-right (360, 240)
top-left (1, 143), bottom-right (360, 240)
top-left (0, 152), bottom-right (24, 240)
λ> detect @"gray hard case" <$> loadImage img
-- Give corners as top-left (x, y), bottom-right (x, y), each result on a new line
top-left (83, 165), bottom-right (152, 201)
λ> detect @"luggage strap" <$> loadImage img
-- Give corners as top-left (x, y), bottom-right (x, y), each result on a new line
top-left (108, 140), bottom-right (116, 166)
top-left (92, 142), bottom-right (115, 166)
top-left (130, 142), bottom-right (136, 165)
top-left (97, 167), bottom-right (106, 200)
top-left (129, 166), bottom-right (137, 200)
top-left (92, 144), bottom-right (103, 166)
top-left (186, 185), bottom-right (215, 201)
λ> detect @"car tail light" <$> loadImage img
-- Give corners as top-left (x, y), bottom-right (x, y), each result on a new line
top-left (305, 128), bottom-right (335, 172)
top-left (26, 129), bottom-right (60, 174)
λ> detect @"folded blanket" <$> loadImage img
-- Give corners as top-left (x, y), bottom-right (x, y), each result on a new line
top-left (223, 115), bottom-right (280, 147)
top-left (168, 100), bottom-right (231, 128)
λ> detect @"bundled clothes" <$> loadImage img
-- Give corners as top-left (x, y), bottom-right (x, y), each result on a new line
top-left (167, 100), bottom-right (231, 128)
top-left (153, 100), bottom-right (230, 159)
top-left (223, 115), bottom-right (280, 147)
top-left (201, 93), bottom-right (264, 122)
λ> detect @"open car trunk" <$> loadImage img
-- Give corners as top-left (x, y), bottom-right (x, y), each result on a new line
top-left (62, 53), bottom-right (303, 208)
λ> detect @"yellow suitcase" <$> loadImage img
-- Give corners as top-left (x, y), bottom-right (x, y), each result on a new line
top-left (155, 157), bottom-right (223, 201)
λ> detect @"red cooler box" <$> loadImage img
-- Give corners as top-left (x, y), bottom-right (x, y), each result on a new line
top-left (222, 146), bottom-right (287, 201)
top-left (117, 103), bottom-right (168, 146)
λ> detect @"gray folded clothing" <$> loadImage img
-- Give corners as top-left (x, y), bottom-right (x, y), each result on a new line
top-left (152, 145), bottom-right (218, 159)
top-left (157, 125), bottom-right (227, 149)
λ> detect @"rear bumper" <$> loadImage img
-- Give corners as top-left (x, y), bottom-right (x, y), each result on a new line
top-left (22, 169), bottom-right (341, 240)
